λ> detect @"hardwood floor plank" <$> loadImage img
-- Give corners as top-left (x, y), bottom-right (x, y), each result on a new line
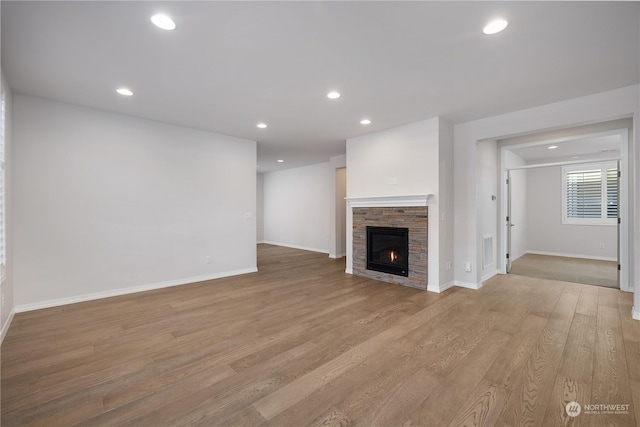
top-left (355, 367), bottom-right (439, 427)
top-left (542, 312), bottom-right (597, 426)
top-left (447, 379), bottom-right (507, 427)
top-left (2, 245), bottom-right (637, 426)
top-left (252, 291), bottom-right (461, 420)
top-left (406, 330), bottom-right (512, 426)
top-left (590, 302), bottom-right (635, 426)
top-left (498, 292), bottom-right (579, 426)
top-left (484, 314), bottom-right (548, 392)
top-left (576, 285), bottom-right (599, 317)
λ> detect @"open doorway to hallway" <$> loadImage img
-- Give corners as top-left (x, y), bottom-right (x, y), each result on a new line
top-left (498, 123), bottom-right (629, 290)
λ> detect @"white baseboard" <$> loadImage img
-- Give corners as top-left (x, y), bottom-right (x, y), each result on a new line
top-left (525, 250), bottom-right (617, 262)
top-left (329, 252), bottom-right (346, 259)
top-left (1, 307), bottom-right (16, 344)
top-left (633, 306), bottom-right (640, 321)
top-left (261, 241), bottom-right (329, 255)
top-left (345, 267), bottom-right (353, 275)
top-left (257, 241), bottom-right (266, 244)
top-left (455, 280), bottom-right (483, 290)
top-left (15, 267), bottom-right (258, 313)
top-left (481, 269), bottom-right (499, 283)
top-left (427, 281), bottom-right (455, 293)
top-left (512, 251), bottom-right (527, 262)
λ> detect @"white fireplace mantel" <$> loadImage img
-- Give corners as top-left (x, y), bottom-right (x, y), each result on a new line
top-left (346, 194), bottom-right (433, 208)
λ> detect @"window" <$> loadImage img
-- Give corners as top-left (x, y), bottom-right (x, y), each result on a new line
top-left (562, 161), bottom-right (618, 225)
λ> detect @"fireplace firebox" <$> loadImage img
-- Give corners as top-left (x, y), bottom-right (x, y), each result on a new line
top-left (366, 226), bottom-right (409, 277)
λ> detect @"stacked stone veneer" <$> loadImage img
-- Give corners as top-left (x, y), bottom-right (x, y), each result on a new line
top-left (353, 206), bottom-right (428, 290)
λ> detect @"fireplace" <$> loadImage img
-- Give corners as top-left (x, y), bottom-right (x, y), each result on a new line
top-left (366, 226), bottom-right (409, 277)
top-left (352, 205), bottom-right (427, 290)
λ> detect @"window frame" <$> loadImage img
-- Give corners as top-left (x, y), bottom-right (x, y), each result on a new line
top-left (561, 161), bottom-right (618, 226)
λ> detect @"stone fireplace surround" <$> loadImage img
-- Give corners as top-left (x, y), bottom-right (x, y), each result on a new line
top-left (349, 195), bottom-right (430, 290)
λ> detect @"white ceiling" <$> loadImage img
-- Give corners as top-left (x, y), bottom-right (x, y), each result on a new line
top-left (509, 134), bottom-right (622, 164)
top-left (2, 1), bottom-right (639, 172)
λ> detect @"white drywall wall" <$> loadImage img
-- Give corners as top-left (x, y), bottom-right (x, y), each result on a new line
top-left (13, 95), bottom-right (257, 309)
top-left (454, 85), bottom-right (638, 294)
top-left (257, 173), bottom-right (264, 243)
top-left (262, 162), bottom-right (331, 253)
top-left (346, 117), bottom-right (443, 288)
top-left (526, 166), bottom-right (617, 260)
top-left (1, 70), bottom-right (15, 341)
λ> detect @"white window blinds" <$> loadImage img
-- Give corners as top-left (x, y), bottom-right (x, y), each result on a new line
top-left (563, 162), bottom-right (618, 225)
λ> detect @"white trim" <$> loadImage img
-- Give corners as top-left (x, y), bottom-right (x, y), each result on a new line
top-left (345, 267), bottom-right (353, 274)
top-left (257, 241), bottom-right (266, 245)
top-left (1, 306), bottom-right (15, 344)
top-left (506, 156), bottom-right (620, 171)
top-left (498, 127), bottom-right (629, 293)
top-left (525, 250), bottom-right (617, 262)
top-left (632, 306), bottom-right (640, 321)
top-left (481, 269), bottom-right (499, 283)
top-left (455, 280), bottom-right (483, 290)
top-left (14, 268), bottom-right (258, 313)
top-left (260, 241), bottom-right (329, 254)
top-left (427, 281), bottom-right (455, 293)
top-left (329, 252), bottom-right (346, 259)
top-left (346, 194), bottom-right (433, 208)
top-left (561, 161), bottom-right (618, 226)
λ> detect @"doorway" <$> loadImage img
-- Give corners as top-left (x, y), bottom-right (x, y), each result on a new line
top-left (500, 127), bottom-right (628, 290)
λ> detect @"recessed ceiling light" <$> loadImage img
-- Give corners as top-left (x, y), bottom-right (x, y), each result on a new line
top-left (483, 19), bottom-right (508, 35)
top-left (360, 119), bottom-right (371, 125)
top-left (257, 123), bottom-right (267, 129)
top-left (547, 145), bottom-right (558, 150)
top-left (116, 88), bottom-right (133, 96)
top-left (151, 14), bottom-right (176, 31)
top-left (277, 159), bottom-right (284, 163)
top-left (327, 91), bottom-right (341, 99)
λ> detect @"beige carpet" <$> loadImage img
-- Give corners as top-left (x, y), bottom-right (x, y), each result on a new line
top-left (510, 253), bottom-right (618, 288)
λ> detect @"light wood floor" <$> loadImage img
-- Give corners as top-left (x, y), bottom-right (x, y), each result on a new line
top-left (510, 253), bottom-right (618, 288)
top-left (2, 244), bottom-right (639, 426)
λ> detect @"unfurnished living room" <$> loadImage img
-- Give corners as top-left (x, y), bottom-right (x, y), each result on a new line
top-left (1, 1), bottom-right (640, 426)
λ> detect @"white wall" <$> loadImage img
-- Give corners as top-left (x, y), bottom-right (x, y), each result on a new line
top-left (454, 85), bottom-right (638, 297)
top-left (439, 119), bottom-right (455, 287)
top-left (505, 151), bottom-right (528, 261)
top-left (256, 173), bottom-right (264, 243)
top-left (335, 167), bottom-right (347, 257)
top-left (526, 166), bottom-right (617, 260)
top-left (477, 140), bottom-right (499, 280)
top-left (347, 118), bottom-right (439, 199)
top-left (13, 95), bottom-right (257, 309)
top-left (328, 154), bottom-right (347, 259)
top-left (262, 162), bottom-right (331, 253)
top-left (346, 117), bottom-right (447, 289)
top-left (1, 70), bottom-right (15, 342)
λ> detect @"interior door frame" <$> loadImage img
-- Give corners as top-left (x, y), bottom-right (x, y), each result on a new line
top-left (499, 128), bottom-right (629, 292)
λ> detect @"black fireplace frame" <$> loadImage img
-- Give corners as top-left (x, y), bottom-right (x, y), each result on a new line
top-left (366, 226), bottom-right (409, 277)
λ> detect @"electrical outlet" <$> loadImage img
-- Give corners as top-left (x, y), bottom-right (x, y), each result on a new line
top-left (599, 242), bottom-right (605, 249)
top-left (464, 262), bottom-right (472, 272)
top-left (205, 256), bottom-right (212, 264)
top-left (446, 261), bottom-right (452, 271)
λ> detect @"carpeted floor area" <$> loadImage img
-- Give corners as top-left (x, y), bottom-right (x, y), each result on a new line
top-left (510, 253), bottom-right (618, 288)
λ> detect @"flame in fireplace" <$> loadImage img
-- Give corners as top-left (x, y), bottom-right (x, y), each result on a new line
top-left (389, 250), bottom-right (398, 263)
